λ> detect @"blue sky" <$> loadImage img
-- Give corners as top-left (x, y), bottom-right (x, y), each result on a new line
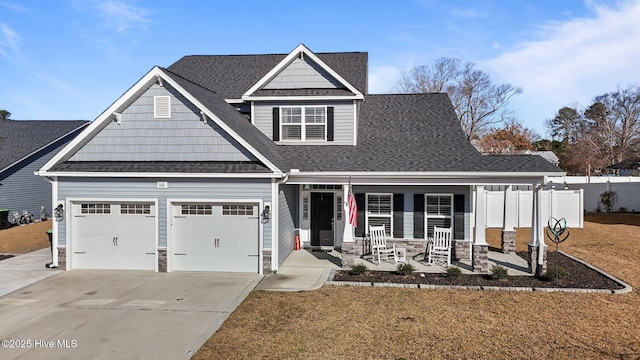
top-left (2, 0), bottom-right (639, 137)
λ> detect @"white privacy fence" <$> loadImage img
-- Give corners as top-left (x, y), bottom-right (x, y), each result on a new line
top-left (485, 189), bottom-right (584, 228)
top-left (548, 176), bottom-right (640, 212)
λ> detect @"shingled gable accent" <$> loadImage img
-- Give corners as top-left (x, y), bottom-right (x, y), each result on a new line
top-left (39, 67), bottom-right (286, 176)
top-left (242, 44), bottom-right (364, 100)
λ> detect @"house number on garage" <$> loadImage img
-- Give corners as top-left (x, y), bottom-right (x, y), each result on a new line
top-left (157, 182), bottom-right (169, 189)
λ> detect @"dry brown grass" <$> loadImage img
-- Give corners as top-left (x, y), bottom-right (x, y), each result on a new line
top-left (0, 220), bottom-right (52, 253)
top-left (195, 214), bottom-right (640, 360)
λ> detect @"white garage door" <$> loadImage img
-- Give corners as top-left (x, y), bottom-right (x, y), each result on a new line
top-left (73, 202), bottom-right (156, 270)
top-left (172, 203), bottom-right (259, 272)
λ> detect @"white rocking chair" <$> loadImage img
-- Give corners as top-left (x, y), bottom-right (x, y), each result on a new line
top-left (427, 226), bottom-right (452, 266)
top-left (369, 225), bottom-right (405, 264)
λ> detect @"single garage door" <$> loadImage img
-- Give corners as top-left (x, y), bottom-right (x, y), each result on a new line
top-left (73, 202), bottom-right (156, 270)
top-left (172, 203), bottom-right (259, 272)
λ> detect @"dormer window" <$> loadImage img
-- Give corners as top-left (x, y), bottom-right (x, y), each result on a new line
top-left (280, 106), bottom-right (326, 141)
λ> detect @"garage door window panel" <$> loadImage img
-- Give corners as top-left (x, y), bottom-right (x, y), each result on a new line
top-left (81, 203), bottom-right (111, 214)
top-left (181, 204), bottom-right (212, 215)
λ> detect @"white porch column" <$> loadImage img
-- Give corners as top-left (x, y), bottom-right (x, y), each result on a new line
top-left (501, 185), bottom-right (517, 254)
top-left (502, 185), bottom-right (517, 231)
top-left (474, 185), bottom-right (487, 245)
top-left (342, 184), bottom-right (354, 243)
top-left (528, 184), bottom-right (547, 275)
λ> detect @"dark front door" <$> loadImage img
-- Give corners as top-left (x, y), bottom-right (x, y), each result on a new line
top-left (311, 192), bottom-right (334, 247)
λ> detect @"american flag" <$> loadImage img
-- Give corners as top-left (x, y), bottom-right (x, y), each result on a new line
top-left (347, 187), bottom-right (358, 228)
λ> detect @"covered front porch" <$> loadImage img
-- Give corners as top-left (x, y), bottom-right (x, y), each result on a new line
top-left (279, 174), bottom-right (551, 275)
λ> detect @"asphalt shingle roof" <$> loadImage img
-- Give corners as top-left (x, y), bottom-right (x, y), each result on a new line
top-left (0, 120), bottom-right (88, 172)
top-left (167, 52), bottom-right (368, 98)
top-left (278, 94), bottom-right (562, 173)
top-left (51, 161), bottom-right (270, 173)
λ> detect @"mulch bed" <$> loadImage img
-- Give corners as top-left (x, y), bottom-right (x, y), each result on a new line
top-left (0, 254), bottom-right (15, 261)
top-left (333, 251), bottom-right (624, 290)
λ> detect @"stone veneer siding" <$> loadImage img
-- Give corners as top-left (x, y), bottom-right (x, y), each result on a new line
top-left (341, 239), bottom-right (431, 268)
top-left (454, 240), bottom-right (471, 260)
top-left (57, 246), bottom-right (66, 270)
top-left (158, 249), bottom-right (167, 272)
top-left (263, 249), bottom-right (272, 274)
top-left (501, 230), bottom-right (516, 254)
top-left (528, 244), bottom-right (548, 275)
top-left (472, 244), bottom-right (489, 273)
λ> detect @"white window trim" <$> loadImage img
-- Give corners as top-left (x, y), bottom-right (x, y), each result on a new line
top-left (279, 105), bottom-right (327, 142)
top-left (424, 193), bottom-right (453, 238)
top-left (365, 193), bottom-right (393, 236)
top-left (154, 96), bottom-right (171, 118)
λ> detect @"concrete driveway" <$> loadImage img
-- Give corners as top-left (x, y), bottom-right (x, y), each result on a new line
top-left (0, 270), bottom-right (261, 360)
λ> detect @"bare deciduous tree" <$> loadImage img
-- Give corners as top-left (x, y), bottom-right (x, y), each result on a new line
top-left (396, 58), bottom-right (521, 140)
top-left (474, 120), bottom-right (538, 155)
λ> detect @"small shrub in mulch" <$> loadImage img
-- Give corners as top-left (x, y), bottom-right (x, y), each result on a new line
top-left (396, 263), bottom-right (416, 275)
top-left (542, 265), bottom-right (568, 281)
top-left (349, 263), bottom-right (368, 275)
top-left (489, 265), bottom-right (509, 280)
top-left (444, 266), bottom-right (462, 279)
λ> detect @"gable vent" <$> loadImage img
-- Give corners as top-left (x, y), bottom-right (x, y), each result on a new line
top-left (154, 96), bottom-right (171, 118)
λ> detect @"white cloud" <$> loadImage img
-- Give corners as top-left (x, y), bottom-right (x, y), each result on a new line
top-left (0, 23), bottom-right (19, 59)
top-left (482, 0), bottom-right (640, 133)
top-left (95, 0), bottom-right (150, 34)
top-left (369, 65), bottom-right (404, 94)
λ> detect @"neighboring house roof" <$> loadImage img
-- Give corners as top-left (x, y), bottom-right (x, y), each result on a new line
top-left (278, 94), bottom-right (561, 174)
top-left (520, 150), bottom-right (560, 166)
top-left (167, 50), bottom-right (368, 99)
top-left (0, 120), bottom-right (89, 173)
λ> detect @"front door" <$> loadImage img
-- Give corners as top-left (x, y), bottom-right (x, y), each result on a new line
top-left (311, 192), bottom-right (334, 247)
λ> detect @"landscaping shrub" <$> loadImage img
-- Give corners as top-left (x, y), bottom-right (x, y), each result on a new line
top-left (619, 207), bottom-right (628, 213)
top-left (543, 265), bottom-right (568, 281)
top-left (349, 263), bottom-right (368, 275)
top-left (490, 265), bottom-right (509, 280)
top-left (599, 190), bottom-right (617, 213)
top-left (444, 266), bottom-right (462, 279)
top-left (396, 263), bottom-right (416, 275)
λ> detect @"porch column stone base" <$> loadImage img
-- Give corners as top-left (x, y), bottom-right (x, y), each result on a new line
top-left (472, 244), bottom-right (489, 273)
top-left (57, 246), bottom-right (66, 270)
top-left (454, 240), bottom-right (471, 260)
top-left (262, 249), bottom-right (272, 274)
top-left (157, 249), bottom-right (167, 272)
top-left (340, 241), bottom-right (362, 268)
top-left (527, 244), bottom-right (548, 276)
top-left (501, 230), bottom-right (516, 254)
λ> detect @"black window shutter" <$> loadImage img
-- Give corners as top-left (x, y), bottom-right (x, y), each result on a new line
top-left (413, 194), bottom-right (425, 239)
top-left (454, 194), bottom-right (465, 240)
top-left (355, 193), bottom-right (365, 237)
top-left (393, 194), bottom-right (404, 238)
top-left (272, 107), bottom-right (279, 141)
top-left (327, 107), bottom-right (334, 141)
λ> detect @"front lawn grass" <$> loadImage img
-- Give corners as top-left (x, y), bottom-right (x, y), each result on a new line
top-left (194, 213), bottom-right (640, 360)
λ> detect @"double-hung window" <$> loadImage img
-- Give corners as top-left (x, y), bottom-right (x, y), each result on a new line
top-left (425, 194), bottom-right (452, 238)
top-left (366, 193), bottom-right (392, 236)
top-left (280, 106), bottom-right (326, 141)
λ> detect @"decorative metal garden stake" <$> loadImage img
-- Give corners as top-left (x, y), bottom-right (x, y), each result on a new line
top-left (545, 217), bottom-right (570, 282)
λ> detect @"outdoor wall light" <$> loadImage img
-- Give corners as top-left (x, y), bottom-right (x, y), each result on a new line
top-left (54, 204), bottom-right (64, 222)
top-left (261, 205), bottom-right (270, 223)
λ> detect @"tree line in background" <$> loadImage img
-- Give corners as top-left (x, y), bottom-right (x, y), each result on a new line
top-left (397, 59), bottom-right (640, 175)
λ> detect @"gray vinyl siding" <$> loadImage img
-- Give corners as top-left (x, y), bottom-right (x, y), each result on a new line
top-left (264, 58), bottom-right (342, 89)
top-left (277, 184), bottom-right (298, 266)
top-left (352, 185), bottom-right (470, 240)
top-left (253, 101), bottom-right (355, 145)
top-left (70, 84), bottom-right (256, 162)
top-left (56, 178), bottom-right (272, 248)
top-left (1, 137), bottom-right (78, 222)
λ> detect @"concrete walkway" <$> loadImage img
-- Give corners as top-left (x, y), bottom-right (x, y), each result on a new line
top-left (0, 248), bottom-right (61, 297)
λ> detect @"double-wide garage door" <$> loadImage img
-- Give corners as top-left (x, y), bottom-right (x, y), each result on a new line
top-left (73, 202), bottom-right (156, 270)
top-left (172, 203), bottom-right (259, 272)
